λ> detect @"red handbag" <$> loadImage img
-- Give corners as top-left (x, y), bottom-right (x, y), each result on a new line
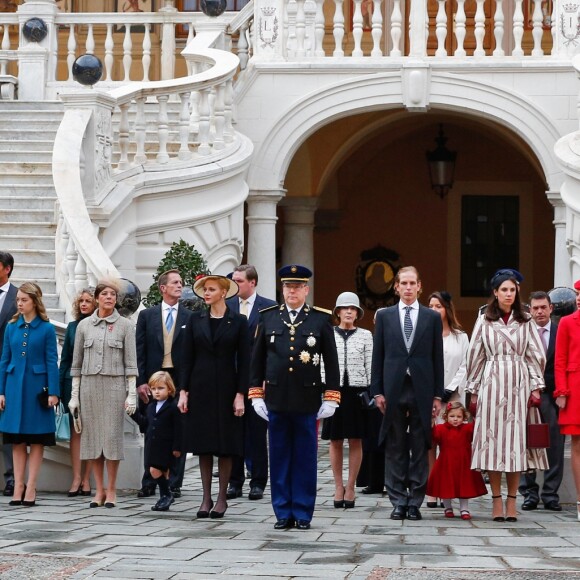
top-left (526, 408), bottom-right (550, 449)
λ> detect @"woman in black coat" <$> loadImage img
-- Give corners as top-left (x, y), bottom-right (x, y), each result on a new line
top-left (178, 275), bottom-right (249, 519)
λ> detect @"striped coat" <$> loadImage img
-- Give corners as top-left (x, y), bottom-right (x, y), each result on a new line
top-left (465, 313), bottom-right (548, 472)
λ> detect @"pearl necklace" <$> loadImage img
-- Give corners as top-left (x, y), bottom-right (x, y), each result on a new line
top-left (210, 313), bottom-right (225, 319)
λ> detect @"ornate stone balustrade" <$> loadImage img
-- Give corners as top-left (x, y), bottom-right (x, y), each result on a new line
top-left (52, 26), bottom-right (241, 318)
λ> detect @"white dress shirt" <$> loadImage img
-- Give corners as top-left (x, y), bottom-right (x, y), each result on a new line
top-left (239, 292), bottom-right (257, 318)
top-left (162, 302), bottom-right (179, 327)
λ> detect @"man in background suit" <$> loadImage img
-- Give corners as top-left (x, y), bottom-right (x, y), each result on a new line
top-left (0, 252), bottom-right (17, 496)
top-left (226, 264), bottom-right (276, 501)
top-left (519, 291), bottom-right (565, 511)
top-left (371, 266), bottom-right (444, 521)
top-left (135, 269), bottom-right (194, 498)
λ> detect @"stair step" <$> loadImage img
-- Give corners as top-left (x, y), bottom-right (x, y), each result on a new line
top-left (12, 278), bottom-right (57, 294)
top-left (0, 140), bottom-right (55, 152)
top-left (0, 175), bottom-right (54, 185)
top-left (0, 185), bottom-right (56, 196)
top-left (0, 162), bottom-right (52, 174)
top-left (8, 249), bottom-right (56, 265)
top-left (0, 151), bottom-right (53, 163)
top-left (0, 209), bottom-right (55, 223)
top-left (1, 235), bottom-right (56, 251)
top-left (0, 196), bottom-right (56, 210)
top-left (0, 223), bottom-right (56, 236)
top-left (0, 101), bottom-right (64, 111)
top-left (10, 264), bottom-right (56, 279)
top-left (0, 129), bottom-right (58, 140)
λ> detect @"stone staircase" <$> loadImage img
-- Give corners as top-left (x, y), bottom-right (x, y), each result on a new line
top-left (0, 101), bottom-right (66, 323)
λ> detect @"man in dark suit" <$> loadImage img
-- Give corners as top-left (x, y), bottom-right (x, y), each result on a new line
top-left (0, 252), bottom-right (16, 496)
top-left (226, 265), bottom-right (276, 501)
top-left (250, 265), bottom-right (340, 530)
top-left (135, 269), bottom-right (194, 498)
top-left (371, 266), bottom-right (444, 521)
top-left (519, 291), bottom-right (565, 511)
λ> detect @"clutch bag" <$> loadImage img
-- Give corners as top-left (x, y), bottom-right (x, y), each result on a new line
top-left (37, 387), bottom-right (50, 409)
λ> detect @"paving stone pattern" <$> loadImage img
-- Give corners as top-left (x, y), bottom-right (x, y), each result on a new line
top-left (0, 441), bottom-right (579, 579)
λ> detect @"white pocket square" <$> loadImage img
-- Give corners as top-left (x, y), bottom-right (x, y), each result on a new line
top-left (181, 325), bottom-right (186, 328)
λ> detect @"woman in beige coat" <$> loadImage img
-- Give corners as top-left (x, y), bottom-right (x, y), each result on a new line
top-left (69, 280), bottom-right (138, 508)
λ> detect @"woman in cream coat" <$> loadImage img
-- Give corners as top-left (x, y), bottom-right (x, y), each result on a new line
top-left (321, 292), bottom-right (373, 509)
top-left (69, 280), bottom-right (138, 509)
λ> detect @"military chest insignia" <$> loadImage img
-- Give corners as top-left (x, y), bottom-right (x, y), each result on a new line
top-left (299, 351), bottom-right (311, 364)
top-left (312, 353), bottom-right (320, 366)
top-left (306, 335), bottom-right (316, 347)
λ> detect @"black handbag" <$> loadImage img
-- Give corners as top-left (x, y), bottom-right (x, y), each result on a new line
top-left (37, 387), bottom-right (50, 409)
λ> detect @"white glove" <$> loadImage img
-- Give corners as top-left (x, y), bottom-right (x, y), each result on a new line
top-left (125, 376), bottom-right (137, 415)
top-left (252, 398), bottom-right (269, 422)
top-left (316, 401), bottom-right (338, 420)
top-left (68, 376), bottom-right (81, 414)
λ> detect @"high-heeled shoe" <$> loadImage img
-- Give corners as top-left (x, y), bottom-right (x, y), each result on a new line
top-left (505, 494), bottom-right (518, 522)
top-left (333, 486), bottom-right (345, 509)
top-left (196, 499), bottom-right (214, 519)
top-left (22, 487), bottom-right (36, 507)
top-left (89, 496), bottom-right (105, 508)
top-left (80, 487), bottom-right (92, 497)
top-left (492, 494), bottom-right (505, 522)
top-left (9, 485), bottom-right (26, 507)
top-left (344, 489), bottom-right (355, 509)
top-left (210, 502), bottom-right (228, 519)
top-left (68, 484), bottom-right (82, 497)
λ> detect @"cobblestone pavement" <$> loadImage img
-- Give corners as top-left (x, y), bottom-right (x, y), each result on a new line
top-left (1, 441), bottom-right (580, 579)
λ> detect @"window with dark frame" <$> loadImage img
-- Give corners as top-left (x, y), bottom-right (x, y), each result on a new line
top-left (461, 195), bottom-right (519, 297)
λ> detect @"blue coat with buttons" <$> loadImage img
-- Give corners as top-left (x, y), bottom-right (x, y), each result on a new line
top-left (0, 315), bottom-right (59, 434)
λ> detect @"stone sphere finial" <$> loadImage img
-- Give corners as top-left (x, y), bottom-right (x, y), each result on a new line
top-left (72, 54), bottom-right (103, 86)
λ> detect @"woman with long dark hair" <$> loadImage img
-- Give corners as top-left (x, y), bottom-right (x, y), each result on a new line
top-left (425, 290), bottom-right (469, 507)
top-left (465, 270), bottom-right (547, 522)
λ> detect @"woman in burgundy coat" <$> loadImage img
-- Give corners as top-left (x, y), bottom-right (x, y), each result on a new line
top-left (554, 279), bottom-right (580, 521)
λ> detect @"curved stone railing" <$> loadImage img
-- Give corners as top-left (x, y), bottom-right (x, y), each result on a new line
top-left (53, 25), bottom-right (240, 318)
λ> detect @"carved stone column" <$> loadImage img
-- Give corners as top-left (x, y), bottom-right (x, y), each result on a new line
top-left (547, 191), bottom-right (573, 288)
top-left (280, 197), bottom-right (317, 303)
top-left (247, 190), bottom-right (284, 300)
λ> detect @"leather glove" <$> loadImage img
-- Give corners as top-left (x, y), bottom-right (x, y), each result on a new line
top-left (125, 376), bottom-right (137, 415)
top-left (528, 393), bottom-right (542, 408)
top-left (68, 376), bottom-right (81, 414)
top-left (441, 389), bottom-right (454, 404)
top-left (252, 398), bottom-right (269, 422)
top-left (316, 401), bottom-right (338, 420)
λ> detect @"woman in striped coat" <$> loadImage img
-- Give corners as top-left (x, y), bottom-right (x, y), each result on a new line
top-left (465, 270), bottom-right (547, 522)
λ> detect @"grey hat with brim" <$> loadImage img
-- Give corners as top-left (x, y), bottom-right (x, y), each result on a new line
top-left (333, 291), bottom-right (364, 320)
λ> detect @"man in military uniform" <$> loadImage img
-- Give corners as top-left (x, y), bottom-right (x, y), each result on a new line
top-left (249, 265), bottom-right (340, 530)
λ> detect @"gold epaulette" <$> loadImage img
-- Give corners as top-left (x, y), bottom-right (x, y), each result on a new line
top-left (323, 390), bottom-right (341, 404)
top-left (248, 386), bottom-right (265, 399)
top-left (312, 306), bottom-right (332, 315)
top-left (259, 304), bottom-right (278, 313)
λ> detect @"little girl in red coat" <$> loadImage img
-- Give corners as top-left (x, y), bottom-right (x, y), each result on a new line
top-left (426, 402), bottom-right (487, 520)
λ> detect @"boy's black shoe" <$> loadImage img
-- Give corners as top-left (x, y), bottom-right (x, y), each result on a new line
top-left (152, 493), bottom-right (174, 511)
top-left (137, 486), bottom-right (156, 498)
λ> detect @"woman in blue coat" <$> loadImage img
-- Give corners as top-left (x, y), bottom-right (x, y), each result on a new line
top-left (0, 282), bottom-right (59, 507)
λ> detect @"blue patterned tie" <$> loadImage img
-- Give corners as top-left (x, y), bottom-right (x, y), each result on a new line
top-left (404, 306), bottom-right (413, 341)
top-left (166, 307), bottom-right (174, 332)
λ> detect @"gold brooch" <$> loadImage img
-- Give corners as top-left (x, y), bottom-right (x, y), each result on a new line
top-left (299, 351), bottom-right (311, 364)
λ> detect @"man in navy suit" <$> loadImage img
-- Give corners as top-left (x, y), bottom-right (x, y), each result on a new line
top-left (226, 265), bottom-right (276, 501)
top-left (135, 269), bottom-right (194, 498)
top-left (519, 291), bottom-right (565, 512)
top-left (371, 266), bottom-right (444, 521)
top-left (0, 252), bottom-right (17, 496)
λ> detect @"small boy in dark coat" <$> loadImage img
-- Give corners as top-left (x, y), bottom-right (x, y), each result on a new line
top-left (131, 371), bottom-right (183, 511)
